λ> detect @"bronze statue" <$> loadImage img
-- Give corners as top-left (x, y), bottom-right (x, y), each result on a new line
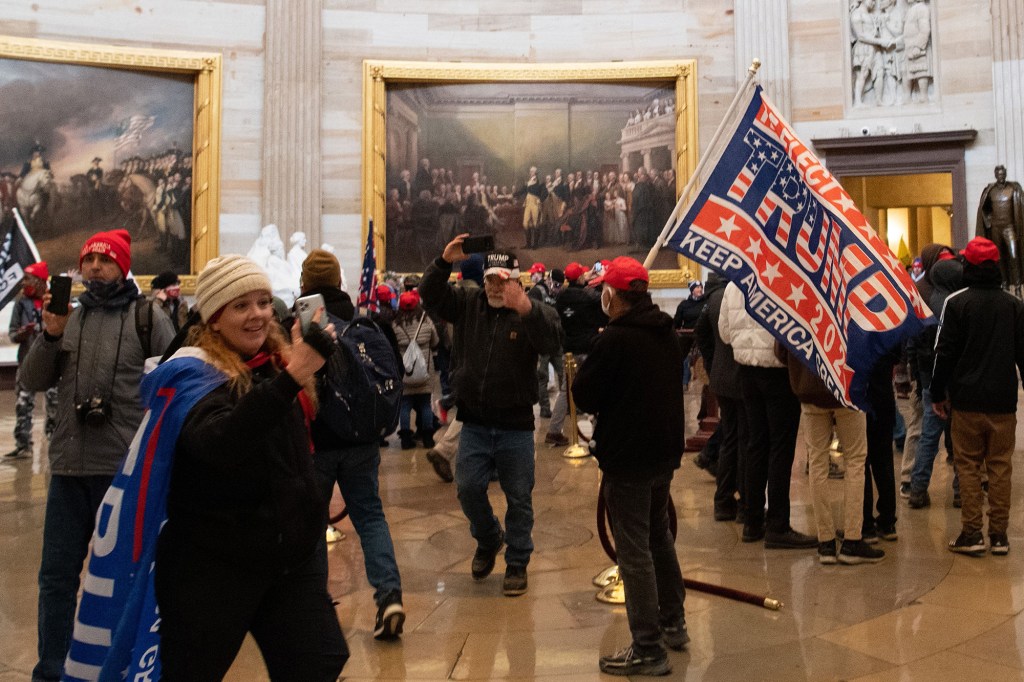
top-left (976, 165), bottom-right (1024, 291)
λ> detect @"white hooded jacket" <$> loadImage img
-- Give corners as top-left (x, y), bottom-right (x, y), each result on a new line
top-left (717, 282), bottom-right (784, 368)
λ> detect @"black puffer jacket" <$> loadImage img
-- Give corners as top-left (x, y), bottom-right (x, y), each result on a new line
top-left (161, 362), bottom-right (325, 568)
top-left (573, 301), bottom-right (684, 480)
top-left (420, 257), bottom-right (561, 430)
top-left (555, 283), bottom-right (607, 355)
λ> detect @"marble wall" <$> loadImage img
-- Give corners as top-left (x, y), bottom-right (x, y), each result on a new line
top-left (3, 0), bottom-right (1019, 292)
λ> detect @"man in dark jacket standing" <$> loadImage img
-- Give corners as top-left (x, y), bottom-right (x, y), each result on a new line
top-left (573, 256), bottom-right (686, 677)
top-left (932, 236), bottom-right (1024, 556)
top-left (420, 235), bottom-right (561, 596)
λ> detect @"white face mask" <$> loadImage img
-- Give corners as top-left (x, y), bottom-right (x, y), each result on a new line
top-left (601, 287), bottom-right (613, 316)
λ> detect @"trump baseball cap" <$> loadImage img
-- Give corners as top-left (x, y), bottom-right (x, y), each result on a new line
top-left (484, 251), bottom-right (521, 280)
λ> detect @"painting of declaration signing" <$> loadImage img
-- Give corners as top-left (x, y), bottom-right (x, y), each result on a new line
top-left (385, 80), bottom-right (682, 273)
top-left (0, 57), bottom-right (195, 275)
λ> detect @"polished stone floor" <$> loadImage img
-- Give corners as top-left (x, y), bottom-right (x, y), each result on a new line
top-left (2, 387), bottom-right (1024, 681)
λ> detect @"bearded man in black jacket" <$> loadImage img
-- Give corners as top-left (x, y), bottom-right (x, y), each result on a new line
top-left (573, 256), bottom-right (686, 677)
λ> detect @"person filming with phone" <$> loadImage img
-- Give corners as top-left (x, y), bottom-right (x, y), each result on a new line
top-left (420, 233), bottom-right (561, 597)
top-left (17, 229), bottom-right (175, 682)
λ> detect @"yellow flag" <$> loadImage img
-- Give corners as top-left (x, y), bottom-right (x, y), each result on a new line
top-left (896, 236), bottom-right (911, 267)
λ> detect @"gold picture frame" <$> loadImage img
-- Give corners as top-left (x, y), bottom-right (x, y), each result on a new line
top-left (362, 59), bottom-right (698, 287)
top-left (0, 35), bottom-right (222, 293)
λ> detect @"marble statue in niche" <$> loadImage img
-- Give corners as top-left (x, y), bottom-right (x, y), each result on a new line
top-left (850, 0), bottom-right (934, 107)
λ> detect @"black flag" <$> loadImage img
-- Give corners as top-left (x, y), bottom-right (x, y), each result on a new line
top-left (0, 208), bottom-right (42, 311)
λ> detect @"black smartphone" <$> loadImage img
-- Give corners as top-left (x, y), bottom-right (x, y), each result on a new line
top-left (462, 234), bottom-right (495, 254)
top-left (47, 275), bottom-right (72, 316)
top-left (295, 293), bottom-right (325, 335)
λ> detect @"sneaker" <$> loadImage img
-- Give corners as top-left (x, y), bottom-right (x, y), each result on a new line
top-left (764, 527), bottom-right (818, 549)
top-left (948, 530), bottom-right (986, 556)
top-left (373, 592), bottom-right (405, 640)
top-left (838, 539), bottom-right (885, 564)
top-left (861, 528), bottom-right (879, 545)
top-left (661, 622), bottom-right (690, 651)
top-left (598, 645), bottom-right (671, 677)
top-left (544, 432), bottom-right (569, 447)
top-left (818, 539), bottom-right (838, 565)
top-left (471, 530), bottom-right (504, 579)
top-left (899, 482), bottom-right (911, 498)
top-left (741, 522), bottom-right (765, 543)
top-left (539, 406), bottom-right (552, 419)
top-left (713, 505), bottom-right (737, 522)
top-left (908, 490), bottom-right (931, 509)
top-left (990, 533), bottom-right (1010, 556)
top-left (877, 523), bottom-right (898, 541)
top-left (502, 565), bottom-right (528, 596)
top-left (4, 447), bottom-right (30, 459)
top-left (425, 449), bottom-right (454, 483)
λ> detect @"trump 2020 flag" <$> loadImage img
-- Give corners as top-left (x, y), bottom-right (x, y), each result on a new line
top-left (357, 221), bottom-right (378, 312)
top-left (63, 349), bottom-right (226, 682)
top-left (665, 85), bottom-right (932, 410)
top-left (0, 209), bottom-right (42, 310)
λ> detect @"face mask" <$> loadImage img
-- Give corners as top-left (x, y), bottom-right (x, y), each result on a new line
top-left (601, 287), bottom-right (612, 316)
top-left (84, 278), bottom-right (122, 300)
top-left (22, 285), bottom-right (37, 298)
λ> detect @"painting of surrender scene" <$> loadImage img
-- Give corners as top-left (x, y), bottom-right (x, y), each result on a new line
top-left (0, 57), bottom-right (194, 275)
top-left (385, 80), bottom-right (681, 273)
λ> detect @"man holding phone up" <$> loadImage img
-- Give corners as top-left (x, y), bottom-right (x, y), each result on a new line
top-left (420, 234), bottom-right (561, 596)
top-left (18, 229), bottom-right (175, 682)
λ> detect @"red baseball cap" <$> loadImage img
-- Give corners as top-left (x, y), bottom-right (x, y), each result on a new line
top-left (24, 261), bottom-right (49, 281)
top-left (563, 262), bottom-right (586, 283)
top-left (399, 290), bottom-right (420, 311)
top-left (961, 237), bottom-right (1000, 265)
top-left (590, 256), bottom-right (649, 290)
top-left (80, 229), bottom-right (131, 276)
top-left (376, 284), bottom-right (394, 302)
top-left (528, 262), bottom-right (546, 275)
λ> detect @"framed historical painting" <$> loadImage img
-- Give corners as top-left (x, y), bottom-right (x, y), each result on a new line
top-left (0, 36), bottom-right (221, 291)
top-left (362, 60), bottom-right (699, 286)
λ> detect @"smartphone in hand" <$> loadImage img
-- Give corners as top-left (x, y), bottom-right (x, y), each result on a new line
top-left (295, 293), bottom-right (326, 335)
top-left (47, 275), bottom-right (72, 316)
top-left (462, 234), bottom-right (495, 254)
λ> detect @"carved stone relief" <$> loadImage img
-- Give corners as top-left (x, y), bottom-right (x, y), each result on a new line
top-left (848, 0), bottom-right (936, 108)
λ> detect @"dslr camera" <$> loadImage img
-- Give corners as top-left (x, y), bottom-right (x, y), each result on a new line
top-left (76, 396), bottom-right (112, 427)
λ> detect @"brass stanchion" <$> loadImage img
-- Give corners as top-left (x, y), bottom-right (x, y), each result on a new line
top-left (562, 352), bottom-right (590, 458)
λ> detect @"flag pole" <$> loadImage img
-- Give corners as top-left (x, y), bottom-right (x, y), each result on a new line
top-left (11, 208), bottom-right (42, 262)
top-left (643, 58), bottom-right (762, 271)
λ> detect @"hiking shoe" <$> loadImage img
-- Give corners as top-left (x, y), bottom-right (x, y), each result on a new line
top-left (948, 530), bottom-right (986, 556)
top-left (908, 490), bottom-right (930, 509)
top-left (544, 432), bottom-right (569, 447)
top-left (877, 523), bottom-right (898, 541)
top-left (899, 482), bottom-right (911, 498)
top-left (838, 539), bottom-right (885, 564)
top-left (425, 449), bottom-right (454, 483)
top-left (373, 591), bottom-right (405, 640)
top-left (741, 522), bottom-right (765, 543)
top-left (764, 527), bottom-right (818, 549)
top-left (4, 447), bottom-right (30, 459)
top-left (599, 646), bottom-right (671, 677)
top-left (818, 539), bottom-right (838, 565)
top-left (990, 533), bottom-right (1010, 556)
top-left (661, 622), bottom-right (690, 651)
top-left (471, 530), bottom-right (504, 579)
top-left (502, 565), bottom-right (528, 596)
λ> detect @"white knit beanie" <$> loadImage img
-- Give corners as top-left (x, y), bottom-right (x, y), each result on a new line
top-left (195, 254), bottom-right (273, 322)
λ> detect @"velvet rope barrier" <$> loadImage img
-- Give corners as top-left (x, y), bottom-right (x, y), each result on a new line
top-left (596, 478), bottom-right (783, 610)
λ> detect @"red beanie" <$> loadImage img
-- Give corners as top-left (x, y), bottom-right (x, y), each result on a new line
top-left (376, 284), bottom-right (394, 302)
top-left (399, 290), bottom-right (420, 311)
top-left (80, 229), bottom-right (131, 276)
top-left (961, 237), bottom-right (1000, 265)
top-left (24, 261), bottom-right (49, 281)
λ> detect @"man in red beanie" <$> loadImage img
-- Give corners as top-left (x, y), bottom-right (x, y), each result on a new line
top-left (572, 256), bottom-right (687, 676)
top-left (932, 236), bottom-right (1024, 556)
top-left (18, 230), bottom-right (175, 681)
top-left (6, 261), bottom-right (56, 459)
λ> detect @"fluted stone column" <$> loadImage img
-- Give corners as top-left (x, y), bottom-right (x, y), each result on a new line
top-left (733, 0), bottom-right (792, 118)
top-left (262, 0), bottom-right (322, 244)
top-left (992, 0), bottom-right (1024, 183)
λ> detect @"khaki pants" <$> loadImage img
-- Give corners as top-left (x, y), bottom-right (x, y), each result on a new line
top-left (897, 392), bottom-right (923, 484)
top-left (951, 410), bottom-right (1015, 535)
top-left (802, 404), bottom-right (868, 541)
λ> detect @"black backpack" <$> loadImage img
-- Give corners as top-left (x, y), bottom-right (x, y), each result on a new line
top-left (316, 314), bottom-right (402, 443)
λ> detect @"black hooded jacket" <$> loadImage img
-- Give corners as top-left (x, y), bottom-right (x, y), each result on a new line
top-left (694, 275), bottom-right (742, 399)
top-left (555, 282), bottom-right (608, 354)
top-left (572, 300), bottom-right (684, 479)
top-left (912, 258), bottom-right (963, 389)
top-left (931, 261), bottom-right (1024, 413)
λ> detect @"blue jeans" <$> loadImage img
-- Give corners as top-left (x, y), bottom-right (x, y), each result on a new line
top-left (910, 387), bottom-right (947, 494)
top-left (456, 423), bottom-right (535, 567)
top-left (314, 443), bottom-right (401, 605)
top-left (34, 474), bottom-right (114, 682)
top-left (400, 393), bottom-right (435, 435)
top-left (603, 473), bottom-right (686, 657)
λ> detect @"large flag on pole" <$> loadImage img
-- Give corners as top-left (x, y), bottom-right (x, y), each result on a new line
top-left (0, 208), bottom-right (43, 310)
top-left (664, 85), bottom-right (932, 410)
top-left (356, 220), bottom-right (378, 312)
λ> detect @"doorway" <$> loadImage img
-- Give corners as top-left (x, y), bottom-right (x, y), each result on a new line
top-left (840, 172), bottom-right (953, 257)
